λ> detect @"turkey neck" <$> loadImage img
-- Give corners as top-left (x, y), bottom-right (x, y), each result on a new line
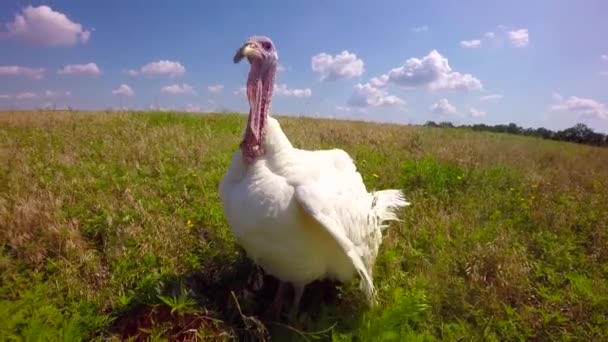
top-left (241, 60), bottom-right (277, 163)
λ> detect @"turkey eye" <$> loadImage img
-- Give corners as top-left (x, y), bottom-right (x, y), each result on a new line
top-left (262, 42), bottom-right (271, 50)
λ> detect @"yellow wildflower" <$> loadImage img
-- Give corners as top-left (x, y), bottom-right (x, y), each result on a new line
top-left (186, 219), bottom-right (193, 228)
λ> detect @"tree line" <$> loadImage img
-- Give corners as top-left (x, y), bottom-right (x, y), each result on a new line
top-left (423, 121), bottom-right (608, 147)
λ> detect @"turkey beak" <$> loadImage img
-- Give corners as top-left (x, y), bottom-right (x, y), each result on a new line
top-left (234, 43), bottom-right (256, 64)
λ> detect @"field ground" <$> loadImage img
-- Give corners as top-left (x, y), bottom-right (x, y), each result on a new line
top-left (1, 111), bottom-right (608, 341)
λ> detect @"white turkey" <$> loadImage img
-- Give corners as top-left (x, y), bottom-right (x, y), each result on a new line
top-left (219, 35), bottom-right (410, 319)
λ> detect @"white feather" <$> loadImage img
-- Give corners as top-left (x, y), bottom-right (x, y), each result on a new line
top-left (219, 117), bottom-right (410, 306)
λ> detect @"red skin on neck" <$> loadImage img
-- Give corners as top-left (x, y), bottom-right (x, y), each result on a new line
top-left (241, 59), bottom-right (276, 163)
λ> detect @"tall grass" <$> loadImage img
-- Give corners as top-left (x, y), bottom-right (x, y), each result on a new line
top-left (1, 111), bottom-right (607, 341)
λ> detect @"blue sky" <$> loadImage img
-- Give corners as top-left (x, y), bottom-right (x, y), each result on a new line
top-left (1, 0), bottom-right (607, 132)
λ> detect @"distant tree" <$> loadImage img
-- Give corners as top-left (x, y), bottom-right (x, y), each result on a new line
top-left (534, 127), bottom-right (554, 139)
top-left (428, 120), bottom-right (606, 148)
top-left (506, 123), bottom-right (523, 135)
top-left (557, 123), bottom-right (597, 144)
top-left (471, 124), bottom-right (489, 131)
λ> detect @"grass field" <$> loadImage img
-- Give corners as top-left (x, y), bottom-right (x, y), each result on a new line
top-left (1, 110), bottom-right (608, 341)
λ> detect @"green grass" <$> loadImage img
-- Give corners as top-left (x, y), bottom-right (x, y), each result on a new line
top-left (1, 110), bottom-right (607, 341)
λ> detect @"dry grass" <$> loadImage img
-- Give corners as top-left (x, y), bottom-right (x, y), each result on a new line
top-left (1, 110), bottom-right (607, 341)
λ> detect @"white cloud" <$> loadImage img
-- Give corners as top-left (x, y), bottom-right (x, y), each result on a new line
top-left (336, 105), bottom-right (351, 112)
top-left (484, 26), bottom-right (531, 48)
top-left (112, 84), bottom-right (134, 97)
top-left (347, 83), bottom-right (405, 108)
top-left (412, 25), bottom-right (429, 32)
top-left (430, 98), bottom-right (457, 115)
top-left (602, 55), bottom-right (608, 62)
top-left (480, 94), bottom-right (503, 100)
top-left (3, 5), bottom-right (90, 47)
top-left (508, 29), bottom-right (529, 47)
top-left (430, 75), bottom-right (482, 92)
top-left (207, 84), bottom-right (224, 94)
top-left (108, 106), bottom-right (130, 112)
top-left (185, 104), bottom-right (203, 112)
top-left (127, 60), bottom-right (185, 77)
top-left (460, 39), bottom-right (481, 48)
top-left (552, 93), bottom-right (563, 102)
top-left (234, 86), bottom-right (246, 96)
top-left (57, 63), bottom-right (101, 75)
top-left (0, 65), bottom-right (45, 79)
top-left (148, 105), bottom-right (174, 112)
top-left (274, 84), bottom-right (312, 98)
top-left (44, 90), bottom-right (71, 98)
top-left (469, 107), bottom-right (486, 117)
top-left (142, 61), bottom-right (185, 77)
top-left (0, 90), bottom-right (70, 101)
top-left (15, 92), bottom-right (37, 100)
top-left (551, 94), bottom-right (607, 120)
top-left (599, 71), bottom-right (608, 77)
top-left (311, 50), bottom-right (364, 81)
top-left (161, 83), bottom-right (195, 95)
top-left (40, 102), bottom-right (55, 109)
top-left (371, 50), bottom-right (482, 91)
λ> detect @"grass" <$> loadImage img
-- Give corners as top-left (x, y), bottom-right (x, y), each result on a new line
top-left (1, 110), bottom-right (607, 341)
